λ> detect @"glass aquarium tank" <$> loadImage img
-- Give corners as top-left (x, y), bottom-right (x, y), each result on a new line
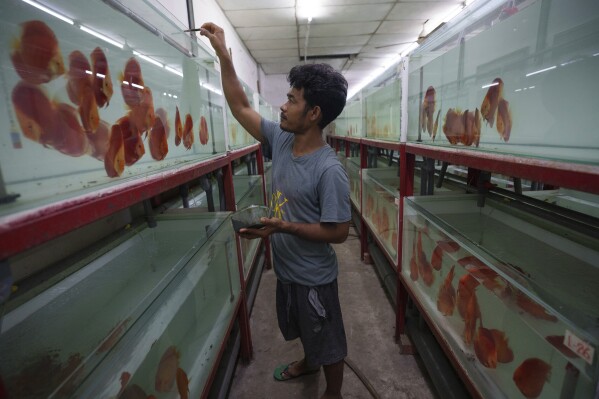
top-left (233, 175), bottom-right (266, 279)
top-left (401, 194), bottom-right (599, 398)
top-left (346, 156), bottom-right (361, 211)
top-left (364, 79), bottom-right (401, 141)
top-left (407, 0), bottom-right (599, 165)
top-left (258, 95), bottom-right (279, 123)
top-left (227, 80), bottom-right (256, 150)
top-left (0, 0), bottom-right (227, 219)
top-left (0, 211), bottom-right (240, 398)
top-left (345, 100), bottom-right (364, 138)
top-left (524, 188), bottom-right (599, 219)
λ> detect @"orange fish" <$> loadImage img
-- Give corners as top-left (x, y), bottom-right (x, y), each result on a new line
top-left (490, 329), bottom-right (513, 363)
top-left (199, 115), bottom-right (209, 145)
top-left (545, 335), bottom-right (576, 358)
top-left (515, 291), bottom-right (557, 322)
top-left (474, 325), bottom-right (497, 368)
top-left (149, 115), bottom-right (168, 161)
top-left (432, 109), bottom-right (441, 139)
top-left (513, 358), bottom-right (551, 398)
top-left (463, 293), bottom-right (480, 345)
top-left (176, 367), bottom-right (190, 399)
top-left (11, 20), bottom-right (65, 84)
top-left (98, 318), bottom-right (130, 353)
top-left (409, 235), bottom-right (419, 281)
top-left (52, 103), bottom-right (89, 156)
top-left (120, 57), bottom-right (145, 107)
top-left (11, 81), bottom-right (55, 143)
top-left (90, 47), bottom-right (113, 108)
top-left (431, 239), bottom-right (460, 271)
top-left (174, 106), bottom-right (183, 146)
top-left (496, 98), bottom-right (511, 141)
top-left (155, 346), bottom-right (180, 392)
top-left (421, 86), bottom-right (436, 136)
top-left (104, 124), bottom-right (125, 177)
top-left (442, 108), bottom-right (464, 145)
top-left (118, 384), bottom-right (148, 399)
top-left (416, 232), bottom-right (434, 286)
top-left (437, 265), bottom-right (456, 316)
top-left (457, 273), bottom-right (479, 319)
top-left (462, 108), bottom-right (481, 147)
top-left (459, 256), bottom-right (503, 292)
top-left (79, 89), bottom-right (100, 133)
top-left (183, 113), bottom-right (194, 149)
top-left (481, 78), bottom-right (503, 127)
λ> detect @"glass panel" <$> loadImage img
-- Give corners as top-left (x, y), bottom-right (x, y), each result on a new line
top-left (346, 157), bottom-right (361, 211)
top-left (234, 175), bottom-right (265, 279)
top-left (407, 0), bottom-right (599, 165)
top-left (364, 79), bottom-right (401, 141)
top-left (362, 168), bottom-right (399, 261)
top-left (0, 0), bottom-right (227, 218)
top-left (227, 81), bottom-right (256, 149)
top-left (0, 212), bottom-right (237, 398)
top-left (345, 100), bottom-right (363, 138)
top-left (402, 194), bottom-right (599, 398)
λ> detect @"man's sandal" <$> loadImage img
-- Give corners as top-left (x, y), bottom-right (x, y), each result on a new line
top-left (273, 361), bottom-right (320, 381)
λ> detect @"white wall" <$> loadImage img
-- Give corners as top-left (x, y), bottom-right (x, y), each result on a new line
top-left (261, 74), bottom-right (289, 111)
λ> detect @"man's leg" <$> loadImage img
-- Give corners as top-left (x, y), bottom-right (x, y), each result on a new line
top-left (322, 359), bottom-right (344, 399)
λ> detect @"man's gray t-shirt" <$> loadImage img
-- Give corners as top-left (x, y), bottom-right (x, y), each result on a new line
top-left (261, 118), bottom-right (351, 286)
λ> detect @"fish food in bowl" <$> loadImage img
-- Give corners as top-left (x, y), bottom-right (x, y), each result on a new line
top-left (231, 205), bottom-right (270, 232)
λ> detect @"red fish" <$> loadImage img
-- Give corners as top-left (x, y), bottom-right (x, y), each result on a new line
top-left (87, 121), bottom-right (111, 160)
top-left (421, 86), bottom-right (436, 137)
top-left (183, 113), bottom-right (194, 149)
top-left (155, 346), bottom-right (180, 392)
top-left (11, 81), bottom-right (55, 143)
top-left (462, 108), bottom-right (481, 147)
top-left (459, 256), bottom-right (503, 292)
top-left (176, 367), bottom-right (190, 399)
top-left (11, 20), bottom-right (65, 84)
top-left (115, 116), bottom-right (145, 166)
top-left (515, 291), bottom-right (557, 322)
top-left (481, 78), bottom-right (503, 127)
top-left (545, 335), bottom-right (576, 358)
top-left (437, 265), bottom-right (456, 316)
top-left (474, 325), bottom-right (497, 368)
top-left (149, 115), bottom-right (168, 161)
top-left (155, 108), bottom-right (170, 138)
top-left (66, 50), bottom-right (99, 133)
top-left (104, 124), bottom-right (125, 177)
top-left (120, 57), bottom-right (145, 107)
top-left (91, 47), bottom-right (113, 107)
top-left (490, 329), bottom-right (514, 363)
top-left (52, 103), bottom-right (89, 156)
top-left (199, 115), bottom-right (209, 145)
top-left (416, 232), bottom-right (434, 286)
top-left (457, 273), bottom-right (479, 319)
top-left (513, 358), bottom-right (551, 398)
top-left (128, 87), bottom-right (155, 135)
top-left (496, 98), bottom-right (511, 141)
top-left (174, 106), bottom-right (183, 146)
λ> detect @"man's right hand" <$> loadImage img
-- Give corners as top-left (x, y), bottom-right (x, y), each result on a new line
top-left (199, 22), bottom-right (229, 59)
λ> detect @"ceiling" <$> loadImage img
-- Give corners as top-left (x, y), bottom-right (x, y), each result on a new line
top-left (215, 0), bottom-right (464, 93)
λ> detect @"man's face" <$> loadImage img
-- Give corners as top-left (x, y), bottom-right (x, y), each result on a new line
top-left (279, 87), bottom-right (313, 133)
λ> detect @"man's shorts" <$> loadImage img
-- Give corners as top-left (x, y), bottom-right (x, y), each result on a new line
top-left (276, 279), bottom-right (347, 367)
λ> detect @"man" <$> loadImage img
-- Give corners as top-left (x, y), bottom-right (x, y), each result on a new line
top-left (200, 22), bottom-right (351, 399)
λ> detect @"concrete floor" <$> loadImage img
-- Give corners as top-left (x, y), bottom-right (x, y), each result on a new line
top-left (227, 229), bottom-right (439, 399)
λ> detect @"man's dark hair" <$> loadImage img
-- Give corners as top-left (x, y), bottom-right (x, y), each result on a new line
top-left (287, 63), bottom-right (348, 129)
